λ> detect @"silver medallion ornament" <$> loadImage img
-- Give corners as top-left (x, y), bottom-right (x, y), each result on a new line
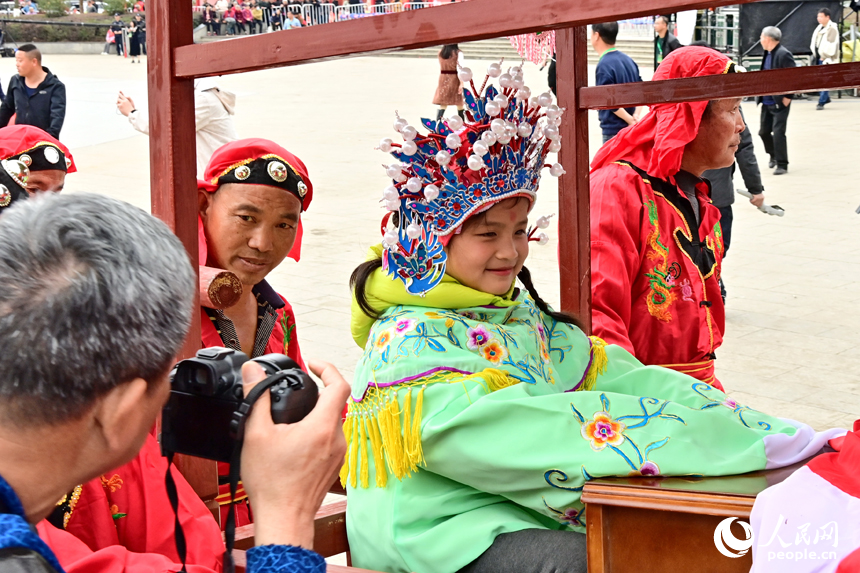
top-left (267, 161), bottom-right (287, 183)
top-left (0, 184), bottom-right (10, 207)
top-left (297, 180), bottom-right (308, 197)
top-left (234, 164), bottom-right (251, 180)
top-left (18, 154), bottom-right (32, 167)
top-left (44, 146), bottom-right (60, 165)
top-left (2, 159), bottom-right (29, 187)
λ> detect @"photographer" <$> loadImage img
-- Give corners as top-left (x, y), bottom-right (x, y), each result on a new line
top-left (0, 192), bottom-right (348, 573)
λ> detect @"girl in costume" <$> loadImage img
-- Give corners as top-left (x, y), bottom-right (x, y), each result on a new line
top-left (344, 60), bottom-right (844, 573)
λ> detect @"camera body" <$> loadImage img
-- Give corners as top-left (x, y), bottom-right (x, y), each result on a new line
top-left (161, 346), bottom-right (318, 463)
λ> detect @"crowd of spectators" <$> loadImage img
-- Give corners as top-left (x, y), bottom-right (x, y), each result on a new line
top-left (200, 0), bottom-right (445, 35)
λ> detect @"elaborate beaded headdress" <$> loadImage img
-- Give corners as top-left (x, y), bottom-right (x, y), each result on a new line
top-left (378, 62), bottom-right (564, 296)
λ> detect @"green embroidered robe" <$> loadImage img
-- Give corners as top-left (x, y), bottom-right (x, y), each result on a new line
top-left (343, 290), bottom-right (840, 573)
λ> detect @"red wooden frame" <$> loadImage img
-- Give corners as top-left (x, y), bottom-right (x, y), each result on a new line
top-left (151, 0), bottom-right (860, 335)
top-left (148, 0), bottom-right (860, 554)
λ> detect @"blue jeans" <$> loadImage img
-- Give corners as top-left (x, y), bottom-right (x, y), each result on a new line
top-left (817, 59), bottom-right (831, 104)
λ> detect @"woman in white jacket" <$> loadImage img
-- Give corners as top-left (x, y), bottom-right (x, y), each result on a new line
top-left (115, 78), bottom-right (239, 177)
top-left (810, 7), bottom-right (840, 109)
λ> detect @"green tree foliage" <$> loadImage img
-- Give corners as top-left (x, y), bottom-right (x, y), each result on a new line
top-left (39, 0), bottom-right (68, 17)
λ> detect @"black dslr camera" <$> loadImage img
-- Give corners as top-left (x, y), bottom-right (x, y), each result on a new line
top-left (161, 347), bottom-right (318, 463)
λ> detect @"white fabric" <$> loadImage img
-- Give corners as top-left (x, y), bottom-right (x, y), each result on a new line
top-left (810, 21), bottom-right (840, 64)
top-left (750, 466), bottom-right (860, 572)
top-left (126, 87), bottom-right (238, 177)
top-left (763, 418), bottom-right (846, 469)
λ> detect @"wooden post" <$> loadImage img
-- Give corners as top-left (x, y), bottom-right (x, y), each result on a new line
top-left (555, 26), bottom-right (592, 331)
top-left (148, 0), bottom-right (219, 513)
top-left (147, 0), bottom-right (200, 357)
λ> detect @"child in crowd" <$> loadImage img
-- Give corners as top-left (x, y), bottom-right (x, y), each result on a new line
top-left (343, 66), bottom-right (844, 573)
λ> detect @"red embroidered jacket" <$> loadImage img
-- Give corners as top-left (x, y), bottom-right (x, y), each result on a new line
top-left (590, 160), bottom-right (726, 390)
top-left (38, 434), bottom-right (225, 572)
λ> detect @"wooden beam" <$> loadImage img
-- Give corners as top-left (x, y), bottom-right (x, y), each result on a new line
top-left (174, 0), bottom-right (746, 78)
top-left (556, 27), bottom-right (591, 328)
top-left (147, 0), bottom-right (199, 355)
top-left (580, 61), bottom-right (860, 110)
top-left (227, 499), bottom-right (349, 556)
top-left (148, 0), bottom-right (214, 509)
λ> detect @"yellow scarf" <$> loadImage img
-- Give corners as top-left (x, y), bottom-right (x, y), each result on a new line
top-left (350, 244), bottom-right (519, 348)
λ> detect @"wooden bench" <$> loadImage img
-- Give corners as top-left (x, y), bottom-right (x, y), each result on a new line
top-left (583, 456), bottom-right (818, 573)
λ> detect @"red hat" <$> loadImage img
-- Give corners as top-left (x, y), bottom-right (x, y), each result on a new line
top-left (198, 138), bottom-right (313, 261)
top-left (0, 125), bottom-right (76, 174)
top-left (591, 47), bottom-right (734, 180)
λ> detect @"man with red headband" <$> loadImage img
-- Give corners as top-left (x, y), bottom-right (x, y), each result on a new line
top-left (36, 140), bottom-right (327, 571)
top-left (590, 46), bottom-right (744, 391)
top-left (0, 124), bottom-right (76, 205)
top-left (198, 139), bottom-right (312, 524)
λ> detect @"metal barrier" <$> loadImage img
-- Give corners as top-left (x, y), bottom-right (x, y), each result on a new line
top-left (205, 2), bottom-right (436, 33)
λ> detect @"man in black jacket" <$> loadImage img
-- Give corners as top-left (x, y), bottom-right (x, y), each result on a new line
top-left (756, 26), bottom-right (796, 175)
top-left (654, 15), bottom-right (682, 69)
top-left (0, 45), bottom-right (66, 139)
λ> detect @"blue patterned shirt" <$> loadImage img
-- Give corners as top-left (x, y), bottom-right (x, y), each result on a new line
top-left (0, 472), bottom-right (66, 572)
top-left (1, 471), bottom-right (325, 573)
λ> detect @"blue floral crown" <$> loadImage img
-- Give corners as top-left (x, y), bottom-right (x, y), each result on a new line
top-left (378, 62), bottom-right (564, 296)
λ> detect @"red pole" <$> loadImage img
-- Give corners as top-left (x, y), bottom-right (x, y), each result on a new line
top-left (555, 26), bottom-right (592, 331)
top-left (147, 0), bottom-right (200, 357)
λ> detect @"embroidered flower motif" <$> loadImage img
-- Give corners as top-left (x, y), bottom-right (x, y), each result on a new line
top-left (459, 311), bottom-right (480, 321)
top-left (110, 504), bottom-right (127, 520)
top-left (466, 325), bottom-right (493, 349)
top-left (721, 397), bottom-right (739, 409)
top-left (536, 322), bottom-right (547, 342)
top-left (375, 328), bottom-right (395, 350)
top-left (100, 474), bottom-right (124, 493)
top-left (480, 340), bottom-right (507, 364)
top-left (394, 319), bottom-right (417, 335)
top-left (561, 507), bottom-right (583, 527)
top-left (540, 343), bottom-right (551, 364)
top-left (581, 412), bottom-right (626, 451)
top-left (628, 461), bottom-right (661, 477)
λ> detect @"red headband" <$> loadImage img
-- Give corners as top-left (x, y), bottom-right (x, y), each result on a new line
top-left (591, 47), bottom-right (733, 180)
top-left (198, 138), bottom-right (313, 262)
top-left (0, 125), bottom-right (76, 174)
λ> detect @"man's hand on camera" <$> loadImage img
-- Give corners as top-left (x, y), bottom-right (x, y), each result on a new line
top-left (240, 359), bottom-right (349, 549)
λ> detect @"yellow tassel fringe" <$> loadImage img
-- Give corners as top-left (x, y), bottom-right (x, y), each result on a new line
top-left (340, 368), bottom-right (519, 488)
top-left (581, 336), bottom-right (608, 391)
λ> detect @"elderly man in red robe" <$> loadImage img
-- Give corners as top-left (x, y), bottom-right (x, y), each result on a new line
top-left (590, 47), bottom-right (744, 391)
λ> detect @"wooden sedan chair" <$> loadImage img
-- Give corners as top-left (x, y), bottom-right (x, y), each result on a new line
top-left (148, 0), bottom-right (860, 571)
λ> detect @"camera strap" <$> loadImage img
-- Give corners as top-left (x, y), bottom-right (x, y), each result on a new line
top-left (225, 371), bottom-right (294, 573)
top-left (164, 371), bottom-right (292, 573)
top-left (163, 452), bottom-right (188, 573)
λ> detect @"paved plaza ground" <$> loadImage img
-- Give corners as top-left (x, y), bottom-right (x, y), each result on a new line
top-left (4, 51), bottom-right (858, 432)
